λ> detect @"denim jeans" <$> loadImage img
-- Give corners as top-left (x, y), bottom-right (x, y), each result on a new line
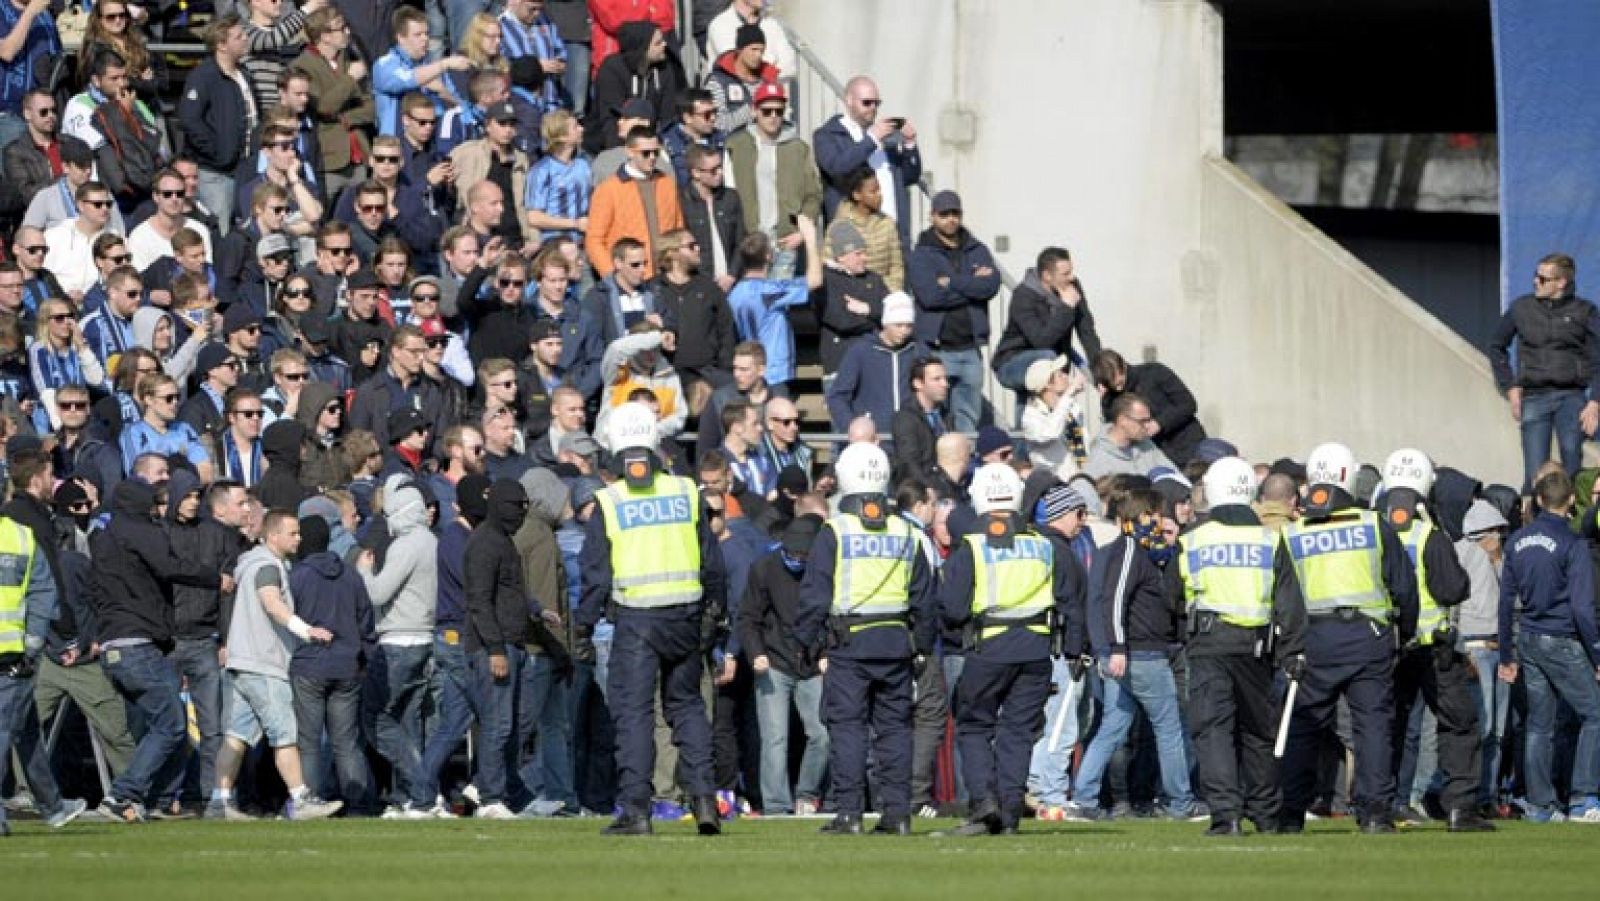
top-left (293, 675), bottom-right (372, 806)
top-left (469, 646), bottom-right (526, 806)
top-left (102, 643), bottom-right (188, 802)
top-left (195, 168), bottom-right (236, 236)
top-left (1519, 389), bottom-right (1586, 493)
top-left (420, 634), bottom-right (476, 801)
top-left (1073, 652), bottom-right (1195, 812)
top-left (994, 349), bottom-right (1058, 394)
top-left (1468, 646), bottom-right (1510, 804)
top-left (0, 672), bottom-right (65, 828)
top-left (754, 666), bottom-right (828, 813)
top-left (365, 643), bottom-right (434, 809)
top-left (937, 347), bottom-right (986, 433)
top-left (1028, 655), bottom-right (1083, 807)
top-left (517, 653), bottom-right (576, 810)
top-left (160, 638), bottom-right (224, 805)
top-left (564, 43), bottom-right (591, 116)
top-left (943, 653), bottom-right (967, 802)
top-left (1519, 633), bottom-right (1600, 809)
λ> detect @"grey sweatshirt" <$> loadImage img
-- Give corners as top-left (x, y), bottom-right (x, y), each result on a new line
top-left (226, 544), bottom-right (295, 679)
top-left (1453, 538), bottom-right (1503, 640)
top-left (1083, 426), bottom-right (1175, 480)
top-left (360, 475), bottom-right (439, 642)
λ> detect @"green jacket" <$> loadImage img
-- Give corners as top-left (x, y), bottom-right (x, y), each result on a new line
top-left (725, 123), bottom-right (822, 241)
top-left (290, 49), bottom-right (375, 173)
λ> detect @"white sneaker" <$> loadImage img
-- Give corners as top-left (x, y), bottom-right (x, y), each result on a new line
top-left (474, 802), bottom-right (517, 820)
top-left (430, 802), bottom-right (459, 819)
top-left (795, 798), bottom-right (820, 817)
top-left (914, 804), bottom-right (940, 819)
top-left (462, 784), bottom-right (482, 807)
top-left (47, 798), bottom-right (87, 829)
top-left (401, 803), bottom-right (434, 820)
top-left (286, 795), bottom-right (343, 821)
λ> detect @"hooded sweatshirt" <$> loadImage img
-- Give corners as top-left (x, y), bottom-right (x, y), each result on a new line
top-left (291, 549), bottom-right (377, 681)
top-left (132, 306), bottom-right (203, 384)
top-left (360, 474), bottom-right (438, 644)
top-left (91, 479), bottom-right (222, 647)
top-left (824, 331), bottom-right (930, 432)
top-left (163, 469), bottom-right (244, 641)
top-left (515, 468), bottom-right (569, 652)
top-left (466, 479), bottom-right (531, 655)
top-left (226, 543), bottom-right (296, 679)
top-left (292, 380), bottom-right (348, 492)
top-left (585, 21), bottom-right (682, 156)
top-left (258, 419), bottom-right (312, 510)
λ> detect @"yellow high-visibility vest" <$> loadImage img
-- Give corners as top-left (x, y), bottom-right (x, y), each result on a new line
top-left (596, 473), bottom-right (703, 609)
top-left (1178, 520), bottom-right (1276, 628)
top-left (967, 532), bottom-right (1054, 640)
top-left (829, 513), bottom-right (913, 621)
top-left (0, 519), bottom-right (37, 656)
top-left (1285, 510), bottom-right (1390, 623)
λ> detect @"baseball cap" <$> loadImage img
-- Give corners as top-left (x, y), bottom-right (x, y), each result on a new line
top-left (257, 233), bottom-right (294, 260)
top-left (386, 407), bottom-right (428, 443)
top-left (931, 190), bottom-right (962, 214)
top-left (880, 292), bottom-right (915, 326)
top-left (617, 97), bottom-right (655, 121)
top-left (560, 431), bottom-right (601, 458)
top-left (529, 319), bottom-right (562, 343)
top-left (486, 101), bottom-right (518, 123)
top-left (347, 270), bottom-right (379, 292)
top-left (418, 317), bottom-right (447, 338)
top-left (1023, 355), bottom-right (1068, 394)
top-left (753, 81), bottom-right (787, 107)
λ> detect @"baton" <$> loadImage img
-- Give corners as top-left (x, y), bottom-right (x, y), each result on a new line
top-left (1047, 673), bottom-right (1083, 754)
top-left (1273, 678), bottom-right (1299, 759)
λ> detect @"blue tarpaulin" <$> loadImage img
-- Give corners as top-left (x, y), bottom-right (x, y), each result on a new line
top-left (1492, 0), bottom-right (1600, 308)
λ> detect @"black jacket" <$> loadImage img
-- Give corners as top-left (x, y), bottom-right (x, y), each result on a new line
top-left (1089, 533), bottom-right (1179, 655)
top-left (992, 268), bottom-right (1101, 371)
top-left (290, 550), bottom-right (376, 681)
top-left (584, 21), bottom-right (685, 154)
top-left (166, 468), bottom-right (244, 641)
top-left (348, 367), bottom-right (449, 452)
top-left (0, 134), bottom-right (92, 218)
top-left (177, 57), bottom-right (251, 172)
top-left (654, 273), bottom-right (737, 375)
top-left (456, 266), bottom-right (536, 366)
top-left (330, 313), bottom-right (394, 383)
top-left (258, 419), bottom-right (312, 511)
top-left (679, 183), bottom-right (745, 280)
top-left (737, 552), bottom-right (816, 679)
top-left (819, 266), bottom-right (887, 374)
top-left (1490, 292), bottom-right (1600, 396)
top-left (1100, 361), bottom-right (1207, 467)
top-left (465, 480), bottom-right (530, 655)
top-left (889, 398), bottom-right (950, 486)
top-left (89, 480), bottom-right (221, 647)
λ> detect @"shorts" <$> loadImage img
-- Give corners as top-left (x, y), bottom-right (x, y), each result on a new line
top-left (225, 671), bottom-right (298, 747)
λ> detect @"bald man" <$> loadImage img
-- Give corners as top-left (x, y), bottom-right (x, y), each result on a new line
top-left (756, 396), bottom-right (813, 488)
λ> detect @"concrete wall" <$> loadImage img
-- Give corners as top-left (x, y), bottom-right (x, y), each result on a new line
top-left (780, 0), bottom-right (1522, 484)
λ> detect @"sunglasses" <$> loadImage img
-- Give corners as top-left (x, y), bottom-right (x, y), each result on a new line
top-left (407, 115), bottom-right (437, 126)
top-left (268, 205), bottom-right (290, 215)
top-left (859, 98), bottom-right (882, 107)
top-left (83, 199), bottom-right (112, 209)
top-left (102, 253), bottom-right (131, 264)
top-left (757, 107), bottom-right (785, 118)
top-left (638, 148), bottom-right (660, 157)
top-left (283, 288), bottom-right (312, 298)
top-left (58, 400), bottom-right (89, 411)
top-left (268, 141), bottom-right (298, 151)
top-left (157, 189), bottom-right (184, 199)
top-left (101, 10), bottom-right (128, 20)
top-left (358, 204), bottom-right (386, 213)
top-left (281, 371), bottom-right (310, 381)
top-left (32, 107), bottom-right (57, 117)
top-left (373, 155), bottom-right (401, 164)
top-left (265, 253), bottom-right (293, 264)
top-left (326, 246), bottom-right (353, 256)
top-left (498, 278), bottom-right (526, 288)
top-left (769, 416), bottom-right (798, 426)
top-left (412, 293), bottom-right (439, 303)
top-left (155, 393), bottom-right (179, 403)
top-left (48, 312), bottom-right (73, 322)
top-left (322, 402), bottom-right (342, 414)
top-left (426, 336), bottom-right (449, 349)
top-left (233, 409), bottom-right (264, 419)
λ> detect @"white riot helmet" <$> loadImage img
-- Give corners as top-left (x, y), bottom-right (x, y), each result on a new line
top-left (834, 442), bottom-right (891, 498)
top-left (971, 463), bottom-right (1025, 516)
top-left (1383, 448), bottom-right (1435, 497)
top-left (1305, 442), bottom-right (1359, 494)
top-left (1202, 456), bottom-right (1258, 509)
top-left (607, 401), bottom-right (659, 453)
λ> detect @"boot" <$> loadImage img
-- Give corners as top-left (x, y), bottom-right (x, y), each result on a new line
top-left (1205, 819), bottom-right (1243, 837)
top-left (1359, 815), bottom-right (1397, 835)
top-left (819, 813), bottom-right (863, 835)
top-left (870, 816), bottom-right (912, 836)
top-left (691, 795), bottom-right (721, 836)
top-left (941, 799), bottom-right (1001, 837)
top-left (1447, 809), bottom-right (1496, 833)
top-left (601, 812), bottom-right (652, 836)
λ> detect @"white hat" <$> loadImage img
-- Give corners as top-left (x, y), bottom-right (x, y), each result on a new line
top-left (1462, 499), bottom-right (1508, 536)
top-left (1383, 448), bottom-right (1435, 497)
top-left (1202, 456), bottom-right (1257, 508)
top-left (971, 463), bottom-right (1024, 516)
top-left (834, 442), bottom-right (891, 497)
top-left (1305, 442), bottom-right (1358, 494)
top-left (880, 292), bottom-right (915, 326)
top-left (1023, 355), bottom-right (1069, 394)
top-left (606, 401), bottom-right (658, 453)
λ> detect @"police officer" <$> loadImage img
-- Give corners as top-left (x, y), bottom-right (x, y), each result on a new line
top-left (576, 402), bottom-right (728, 836)
top-left (796, 442), bottom-right (936, 835)
top-left (0, 494), bottom-right (87, 836)
top-left (1280, 442), bottom-right (1418, 834)
top-left (1173, 456), bottom-right (1307, 836)
top-left (1379, 448), bottom-right (1494, 832)
top-left (940, 464), bottom-right (1084, 836)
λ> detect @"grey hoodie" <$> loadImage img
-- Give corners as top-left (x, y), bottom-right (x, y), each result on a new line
top-left (1453, 537), bottom-right (1503, 640)
top-left (226, 544), bottom-right (296, 679)
top-left (132, 306), bottom-right (204, 384)
top-left (1083, 425), bottom-right (1175, 480)
top-left (359, 474), bottom-right (439, 642)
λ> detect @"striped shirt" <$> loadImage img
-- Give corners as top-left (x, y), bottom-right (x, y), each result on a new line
top-left (498, 10), bottom-right (566, 113)
top-left (524, 152), bottom-right (592, 241)
top-left (242, 8), bottom-right (311, 111)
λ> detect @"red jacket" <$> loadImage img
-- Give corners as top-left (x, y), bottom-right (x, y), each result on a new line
top-left (589, 0), bottom-right (676, 77)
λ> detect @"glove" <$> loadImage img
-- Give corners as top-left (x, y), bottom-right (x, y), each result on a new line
top-left (572, 624), bottom-right (596, 665)
top-left (1280, 654), bottom-right (1308, 683)
top-left (1068, 655), bottom-right (1090, 681)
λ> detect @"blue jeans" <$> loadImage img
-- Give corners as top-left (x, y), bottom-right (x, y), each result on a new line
top-left (995, 349), bottom-right (1056, 394)
top-left (937, 348), bottom-right (986, 433)
top-left (1519, 389), bottom-right (1586, 493)
top-left (1468, 645), bottom-right (1510, 804)
top-left (943, 653), bottom-right (967, 802)
top-left (564, 43), bottom-right (591, 116)
top-left (1519, 633), bottom-right (1600, 809)
top-left (292, 675), bottom-right (371, 806)
top-left (102, 643), bottom-right (187, 802)
top-left (469, 646), bottom-right (526, 806)
top-left (1028, 655), bottom-right (1083, 807)
top-left (160, 638), bottom-right (224, 806)
top-left (0, 112), bottom-right (27, 150)
top-left (420, 634), bottom-right (476, 801)
top-left (517, 653), bottom-right (576, 809)
top-left (196, 168), bottom-right (236, 236)
top-left (365, 643), bottom-right (433, 808)
top-left (0, 672), bottom-right (65, 828)
top-left (1073, 652), bottom-right (1195, 813)
top-left (754, 667), bottom-right (828, 813)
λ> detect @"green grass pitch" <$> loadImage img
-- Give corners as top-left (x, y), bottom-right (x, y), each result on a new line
top-left (4, 817), bottom-right (1595, 899)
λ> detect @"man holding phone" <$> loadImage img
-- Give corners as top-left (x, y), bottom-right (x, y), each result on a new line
top-left (813, 76), bottom-right (923, 245)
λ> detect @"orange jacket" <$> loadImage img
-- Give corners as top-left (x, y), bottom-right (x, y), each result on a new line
top-left (585, 167), bottom-right (685, 280)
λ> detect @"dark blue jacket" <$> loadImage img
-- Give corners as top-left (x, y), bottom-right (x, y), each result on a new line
top-left (177, 57), bottom-right (251, 172)
top-left (436, 519), bottom-right (471, 630)
top-left (290, 551), bottom-right (377, 681)
top-left (718, 517), bottom-right (774, 659)
top-left (794, 514), bottom-right (937, 661)
top-left (824, 332), bottom-right (930, 433)
top-left (1501, 510), bottom-right (1600, 665)
top-left (907, 226), bottom-right (1001, 349)
top-left (812, 114), bottom-right (922, 244)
